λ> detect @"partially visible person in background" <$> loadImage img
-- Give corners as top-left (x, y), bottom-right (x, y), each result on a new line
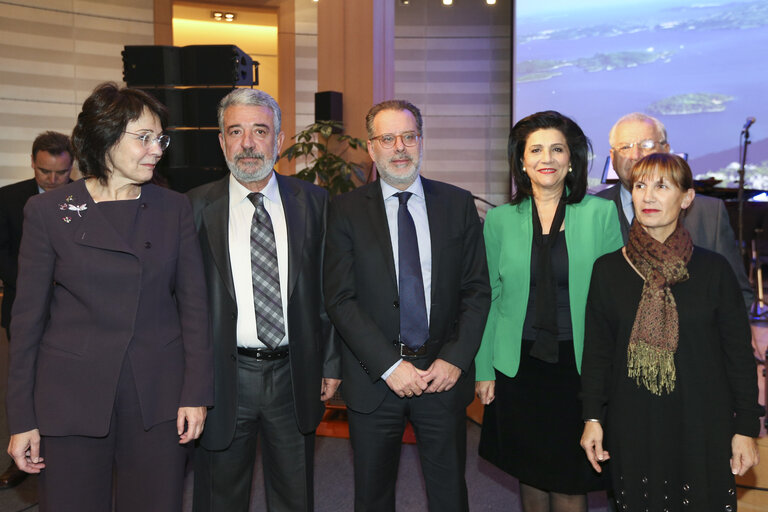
top-left (0, 131), bottom-right (73, 489)
top-left (476, 111), bottom-right (622, 512)
top-left (581, 152), bottom-right (761, 511)
top-left (6, 82), bottom-right (212, 511)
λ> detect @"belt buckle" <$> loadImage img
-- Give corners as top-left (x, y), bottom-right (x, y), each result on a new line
top-left (400, 343), bottom-right (408, 357)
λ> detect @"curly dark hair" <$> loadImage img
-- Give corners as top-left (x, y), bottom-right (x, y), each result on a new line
top-left (72, 82), bottom-right (168, 184)
top-left (508, 110), bottom-right (591, 205)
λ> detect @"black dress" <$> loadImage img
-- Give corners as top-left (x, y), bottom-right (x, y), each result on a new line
top-left (479, 231), bottom-right (605, 494)
top-left (582, 248), bottom-right (762, 512)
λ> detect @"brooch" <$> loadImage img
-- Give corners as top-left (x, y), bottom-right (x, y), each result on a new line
top-left (59, 194), bottom-right (87, 222)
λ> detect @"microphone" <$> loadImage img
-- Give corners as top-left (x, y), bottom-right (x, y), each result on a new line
top-left (744, 117), bottom-right (756, 130)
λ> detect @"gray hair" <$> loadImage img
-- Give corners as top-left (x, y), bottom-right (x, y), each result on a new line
top-left (609, 112), bottom-right (667, 147)
top-left (218, 88), bottom-right (281, 134)
top-left (365, 99), bottom-right (423, 139)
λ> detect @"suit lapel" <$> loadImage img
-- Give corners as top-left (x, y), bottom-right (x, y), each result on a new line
top-left (276, 173), bottom-right (306, 299)
top-left (609, 185), bottom-right (630, 241)
top-left (366, 181), bottom-right (398, 291)
top-left (422, 178), bottom-right (443, 305)
top-left (201, 178), bottom-right (236, 302)
top-left (72, 180), bottom-right (134, 254)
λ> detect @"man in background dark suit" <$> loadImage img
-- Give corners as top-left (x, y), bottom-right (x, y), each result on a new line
top-left (597, 112), bottom-right (754, 309)
top-left (0, 131), bottom-right (72, 489)
top-left (188, 89), bottom-right (340, 512)
top-left (324, 100), bottom-right (490, 511)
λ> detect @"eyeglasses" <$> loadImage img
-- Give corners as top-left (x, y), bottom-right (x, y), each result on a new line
top-left (125, 131), bottom-right (171, 151)
top-left (613, 139), bottom-right (662, 156)
top-left (370, 131), bottom-right (421, 149)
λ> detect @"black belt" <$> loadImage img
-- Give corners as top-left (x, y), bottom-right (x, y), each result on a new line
top-left (395, 341), bottom-right (428, 357)
top-left (237, 346), bottom-right (289, 361)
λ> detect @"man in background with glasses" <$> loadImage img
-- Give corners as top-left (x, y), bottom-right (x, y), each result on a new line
top-left (324, 99), bottom-right (490, 511)
top-left (597, 112), bottom-right (753, 309)
top-left (0, 131), bottom-right (72, 489)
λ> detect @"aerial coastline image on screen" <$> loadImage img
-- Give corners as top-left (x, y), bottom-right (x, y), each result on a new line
top-left (513, 0), bottom-right (768, 190)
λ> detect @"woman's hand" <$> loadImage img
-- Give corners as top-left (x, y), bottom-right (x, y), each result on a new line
top-left (8, 429), bottom-right (45, 473)
top-left (580, 421), bottom-right (610, 473)
top-left (731, 434), bottom-right (759, 476)
top-left (475, 380), bottom-right (495, 405)
top-left (177, 406), bottom-right (207, 444)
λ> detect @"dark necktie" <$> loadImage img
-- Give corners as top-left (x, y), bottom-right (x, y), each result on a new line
top-left (396, 192), bottom-right (429, 350)
top-left (248, 192), bottom-right (285, 349)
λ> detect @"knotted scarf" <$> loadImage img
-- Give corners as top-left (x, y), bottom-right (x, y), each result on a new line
top-left (625, 220), bottom-right (692, 395)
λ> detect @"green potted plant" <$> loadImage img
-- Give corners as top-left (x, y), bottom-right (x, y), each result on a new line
top-left (279, 120), bottom-right (369, 195)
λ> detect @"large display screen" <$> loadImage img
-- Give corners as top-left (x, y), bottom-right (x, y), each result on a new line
top-left (513, 0), bottom-right (768, 190)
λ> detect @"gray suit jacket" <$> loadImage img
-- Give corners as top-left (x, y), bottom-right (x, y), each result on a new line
top-left (596, 183), bottom-right (754, 308)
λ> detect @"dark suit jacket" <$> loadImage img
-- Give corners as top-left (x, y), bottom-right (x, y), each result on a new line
top-left (324, 178), bottom-right (491, 414)
top-left (7, 179), bottom-right (213, 436)
top-left (0, 178), bottom-right (40, 329)
top-left (187, 173), bottom-right (340, 450)
top-left (596, 183), bottom-right (754, 307)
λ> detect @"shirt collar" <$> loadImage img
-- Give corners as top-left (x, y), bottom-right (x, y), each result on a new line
top-left (229, 170), bottom-right (279, 205)
top-left (380, 176), bottom-right (424, 201)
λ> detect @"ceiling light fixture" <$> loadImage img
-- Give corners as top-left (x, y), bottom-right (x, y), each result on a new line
top-left (442, 0), bottom-right (453, 5)
top-left (487, 0), bottom-right (497, 4)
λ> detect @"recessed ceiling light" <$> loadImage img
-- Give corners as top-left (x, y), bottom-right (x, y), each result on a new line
top-left (443, 0), bottom-right (453, 5)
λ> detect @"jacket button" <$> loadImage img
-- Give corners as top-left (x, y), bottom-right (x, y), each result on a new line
top-left (140, 203), bottom-right (147, 209)
top-left (144, 241), bottom-right (152, 249)
top-left (231, 312), bottom-right (237, 319)
top-left (230, 354), bottom-right (236, 361)
top-left (393, 300), bottom-right (399, 308)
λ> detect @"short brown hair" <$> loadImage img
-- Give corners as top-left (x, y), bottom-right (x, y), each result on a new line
top-left (72, 82), bottom-right (168, 184)
top-left (31, 131), bottom-right (72, 160)
top-left (630, 153), bottom-right (693, 191)
top-left (365, 100), bottom-right (423, 139)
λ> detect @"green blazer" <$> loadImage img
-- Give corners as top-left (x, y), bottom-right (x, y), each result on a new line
top-left (475, 194), bottom-right (622, 381)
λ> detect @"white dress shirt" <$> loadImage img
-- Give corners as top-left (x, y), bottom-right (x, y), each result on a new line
top-left (380, 177), bottom-right (432, 379)
top-left (228, 172), bottom-right (290, 348)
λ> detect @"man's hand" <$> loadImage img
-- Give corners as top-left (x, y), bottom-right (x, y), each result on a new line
top-left (177, 406), bottom-right (207, 444)
top-left (320, 378), bottom-right (342, 402)
top-left (8, 429), bottom-right (45, 473)
top-left (475, 380), bottom-right (495, 405)
top-left (385, 361), bottom-right (428, 398)
top-left (422, 358), bottom-right (461, 393)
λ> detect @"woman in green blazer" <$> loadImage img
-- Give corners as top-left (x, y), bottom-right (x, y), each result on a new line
top-left (475, 111), bottom-right (622, 512)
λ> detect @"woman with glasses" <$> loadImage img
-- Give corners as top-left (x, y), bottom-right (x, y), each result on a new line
top-left (580, 153), bottom-right (761, 512)
top-left (6, 82), bottom-right (213, 511)
top-left (475, 111), bottom-right (622, 512)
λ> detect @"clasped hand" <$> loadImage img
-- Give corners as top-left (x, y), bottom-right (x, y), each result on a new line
top-left (386, 358), bottom-right (461, 398)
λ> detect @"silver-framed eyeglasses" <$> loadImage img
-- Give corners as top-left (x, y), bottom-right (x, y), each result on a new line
top-left (370, 131), bottom-right (421, 149)
top-left (125, 131), bottom-right (171, 151)
top-left (613, 139), bottom-right (662, 156)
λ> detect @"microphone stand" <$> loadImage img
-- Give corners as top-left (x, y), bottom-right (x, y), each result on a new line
top-left (737, 124), bottom-right (751, 258)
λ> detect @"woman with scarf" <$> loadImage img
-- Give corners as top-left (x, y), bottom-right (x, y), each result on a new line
top-left (580, 152), bottom-right (761, 511)
top-left (475, 111), bottom-right (623, 512)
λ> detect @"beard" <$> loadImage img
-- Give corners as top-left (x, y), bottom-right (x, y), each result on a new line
top-left (226, 146), bottom-right (277, 183)
top-left (375, 146), bottom-right (422, 188)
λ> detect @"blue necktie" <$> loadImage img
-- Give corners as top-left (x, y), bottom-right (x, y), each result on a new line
top-left (396, 192), bottom-right (429, 350)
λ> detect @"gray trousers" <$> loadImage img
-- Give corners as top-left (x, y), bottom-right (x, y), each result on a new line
top-left (193, 355), bottom-right (314, 512)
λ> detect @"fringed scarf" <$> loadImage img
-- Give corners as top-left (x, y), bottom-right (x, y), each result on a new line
top-left (625, 220), bottom-right (693, 395)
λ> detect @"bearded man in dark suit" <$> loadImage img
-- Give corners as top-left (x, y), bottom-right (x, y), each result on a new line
top-left (0, 130), bottom-right (72, 489)
top-left (324, 100), bottom-right (491, 512)
top-left (187, 88), bottom-right (340, 512)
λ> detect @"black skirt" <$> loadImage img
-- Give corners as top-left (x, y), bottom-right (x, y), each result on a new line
top-left (478, 339), bottom-right (605, 494)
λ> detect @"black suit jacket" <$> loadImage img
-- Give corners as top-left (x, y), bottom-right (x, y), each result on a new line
top-left (324, 178), bottom-right (491, 414)
top-left (187, 173), bottom-right (340, 450)
top-left (0, 178), bottom-right (40, 329)
top-left (596, 183), bottom-right (754, 307)
top-left (7, 180), bottom-right (213, 436)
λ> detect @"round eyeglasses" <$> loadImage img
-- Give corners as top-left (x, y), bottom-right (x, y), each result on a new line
top-left (370, 131), bottom-right (421, 149)
top-left (125, 131), bottom-right (171, 151)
